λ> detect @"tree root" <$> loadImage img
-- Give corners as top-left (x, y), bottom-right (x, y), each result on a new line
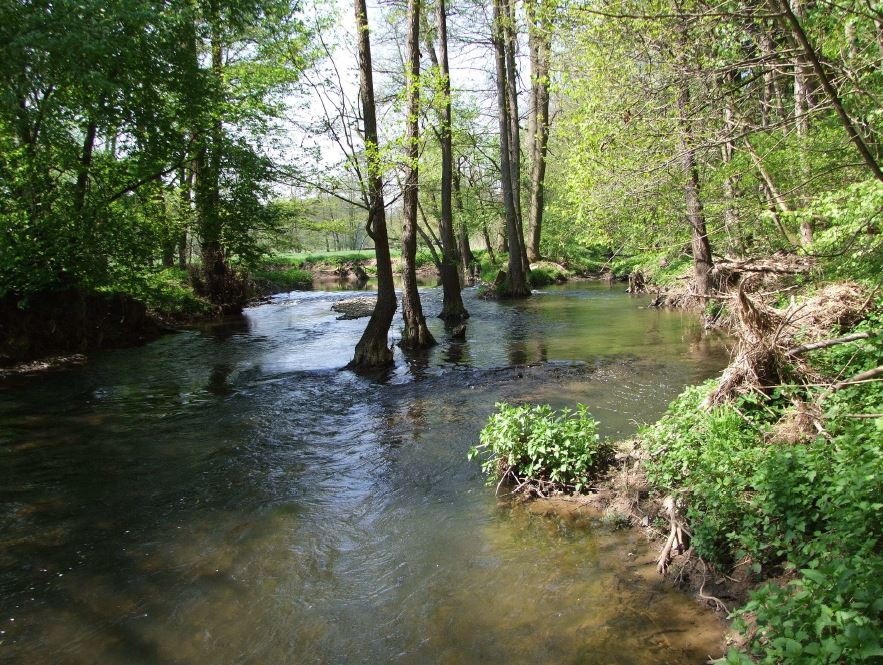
top-left (657, 495), bottom-right (689, 575)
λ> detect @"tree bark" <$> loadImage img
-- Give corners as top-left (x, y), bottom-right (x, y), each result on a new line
top-left (350, 0), bottom-right (398, 368)
top-left (493, 0), bottom-right (530, 297)
top-left (400, 0), bottom-right (435, 348)
top-left (453, 163), bottom-right (475, 274)
top-left (503, 0), bottom-right (529, 275)
top-left (526, 0), bottom-right (551, 263)
top-left (432, 0), bottom-right (467, 321)
top-left (674, 23), bottom-right (713, 297)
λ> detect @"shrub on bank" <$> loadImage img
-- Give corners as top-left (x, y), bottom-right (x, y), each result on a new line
top-left (641, 307), bottom-right (883, 664)
top-left (469, 403), bottom-right (613, 494)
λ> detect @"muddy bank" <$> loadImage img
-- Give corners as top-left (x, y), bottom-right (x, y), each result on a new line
top-left (0, 290), bottom-right (162, 369)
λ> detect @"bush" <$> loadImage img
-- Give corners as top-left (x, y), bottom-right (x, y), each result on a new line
top-left (104, 267), bottom-right (212, 320)
top-left (641, 307), bottom-right (883, 663)
top-left (528, 262), bottom-right (570, 287)
top-left (469, 402), bottom-right (613, 494)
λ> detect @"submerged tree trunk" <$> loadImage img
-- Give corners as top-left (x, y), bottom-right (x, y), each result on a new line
top-left (493, 0), bottom-right (530, 297)
top-left (431, 0), bottom-right (467, 321)
top-left (350, 0), bottom-right (397, 368)
top-left (400, 0), bottom-right (435, 348)
top-left (526, 0), bottom-right (551, 262)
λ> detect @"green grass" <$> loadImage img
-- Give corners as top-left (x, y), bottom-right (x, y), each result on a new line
top-left (250, 267), bottom-right (313, 290)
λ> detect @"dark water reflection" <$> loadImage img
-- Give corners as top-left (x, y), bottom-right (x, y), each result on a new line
top-left (0, 283), bottom-right (729, 664)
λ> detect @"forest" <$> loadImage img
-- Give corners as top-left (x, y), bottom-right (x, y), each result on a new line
top-left (1, 0), bottom-right (881, 663)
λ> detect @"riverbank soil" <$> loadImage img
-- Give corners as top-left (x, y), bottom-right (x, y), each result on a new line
top-left (0, 290), bottom-right (159, 368)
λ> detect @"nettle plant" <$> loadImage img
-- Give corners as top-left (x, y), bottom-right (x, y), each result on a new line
top-left (469, 402), bottom-right (613, 495)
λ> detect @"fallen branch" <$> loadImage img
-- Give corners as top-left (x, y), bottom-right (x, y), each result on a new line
top-left (786, 332), bottom-right (872, 356)
top-left (832, 365), bottom-right (883, 391)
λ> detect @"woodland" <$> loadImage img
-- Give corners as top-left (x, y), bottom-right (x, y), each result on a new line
top-left (1, 0), bottom-right (882, 662)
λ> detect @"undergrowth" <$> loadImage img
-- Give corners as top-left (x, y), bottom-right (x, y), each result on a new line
top-left (641, 303), bottom-right (883, 664)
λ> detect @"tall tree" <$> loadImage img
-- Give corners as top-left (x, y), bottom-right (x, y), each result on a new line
top-left (400, 0), bottom-right (436, 348)
top-left (350, 0), bottom-right (398, 368)
top-left (492, 0), bottom-right (530, 297)
top-left (674, 14), bottom-right (713, 297)
top-left (431, 0), bottom-right (468, 321)
top-left (526, 0), bottom-right (552, 262)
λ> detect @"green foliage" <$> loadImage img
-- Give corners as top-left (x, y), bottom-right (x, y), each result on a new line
top-left (803, 179), bottom-right (883, 281)
top-left (642, 305), bottom-right (883, 663)
top-left (469, 403), bottom-right (613, 493)
top-left (100, 268), bottom-right (212, 320)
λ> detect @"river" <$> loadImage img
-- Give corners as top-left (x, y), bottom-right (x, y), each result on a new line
top-left (1, 282), bottom-right (730, 664)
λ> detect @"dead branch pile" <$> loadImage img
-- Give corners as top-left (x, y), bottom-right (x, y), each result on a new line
top-left (712, 252), bottom-right (816, 293)
top-left (704, 281), bottom-right (872, 407)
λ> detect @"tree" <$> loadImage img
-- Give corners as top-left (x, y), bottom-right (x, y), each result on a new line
top-left (350, 0), bottom-right (398, 369)
top-left (526, 0), bottom-right (553, 262)
top-left (429, 0), bottom-right (469, 321)
top-left (400, 0), bottom-right (436, 348)
top-left (492, 0), bottom-right (530, 297)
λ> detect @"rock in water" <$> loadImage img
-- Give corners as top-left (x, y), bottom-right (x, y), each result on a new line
top-left (331, 297), bottom-right (376, 320)
top-left (451, 324), bottom-right (466, 339)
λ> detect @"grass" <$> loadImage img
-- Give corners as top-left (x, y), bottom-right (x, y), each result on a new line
top-left (250, 267), bottom-right (313, 290)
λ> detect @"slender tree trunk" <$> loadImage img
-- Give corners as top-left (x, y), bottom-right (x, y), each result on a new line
top-left (721, 79), bottom-right (741, 256)
top-left (400, 0), bottom-right (435, 347)
top-left (503, 0), bottom-right (529, 275)
top-left (350, 0), bottom-right (398, 368)
top-left (674, 56), bottom-right (712, 295)
top-left (432, 0), bottom-right (467, 321)
top-left (73, 120), bottom-right (97, 214)
top-left (453, 164), bottom-right (475, 274)
top-left (178, 165), bottom-right (192, 269)
top-left (774, 0), bottom-right (883, 181)
top-left (526, 0), bottom-right (551, 262)
top-left (493, 0), bottom-right (529, 297)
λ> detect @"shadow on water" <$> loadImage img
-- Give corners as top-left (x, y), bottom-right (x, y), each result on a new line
top-left (0, 282), bottom-right (730, 664)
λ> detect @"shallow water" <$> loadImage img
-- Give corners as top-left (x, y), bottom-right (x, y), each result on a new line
top-left (0, 282), bottom-right (730, 664)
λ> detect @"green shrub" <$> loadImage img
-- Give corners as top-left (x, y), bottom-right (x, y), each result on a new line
top-left (528, 262), bottom-right (570, 287)
top-left (641, 308), bottom-right (883, 663)
top-left (469, 402), bottom-right (613, 494)
top-left (102, 267), bottom-right (212, 319)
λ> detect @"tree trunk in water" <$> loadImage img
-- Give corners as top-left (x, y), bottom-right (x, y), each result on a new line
top-left (503, 0), bottom-right (529, 275)
top-left (400, 0), bottom-right (435, 348)
top-left (350, 0), bottom-right (397, 368)
top-left (493, 0), bottom-right (529, 298)
top-left (526, 0), bottom-right (551, 263)
top-left (433, 0), bottom-right (467, 321)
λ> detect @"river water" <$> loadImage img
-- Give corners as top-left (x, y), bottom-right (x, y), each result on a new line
top-left (1, 282), bottom-right (730, 664)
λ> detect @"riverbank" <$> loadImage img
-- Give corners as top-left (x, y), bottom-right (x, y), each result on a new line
top-left (508, 277), bottom-right (881, 663)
